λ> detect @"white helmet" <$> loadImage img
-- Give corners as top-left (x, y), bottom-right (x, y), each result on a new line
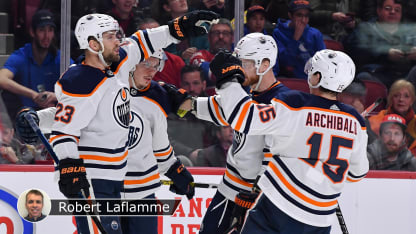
top-left (234, 33), bottom-right (277, 76)
top-left (305, 49), bottom-right (356, 93)
top-left (234, 33), bottom-right (278, 91)
top-left (75, 14), bottom-right (121, 50)
top-left (150, 49), bottom-right (167, 72)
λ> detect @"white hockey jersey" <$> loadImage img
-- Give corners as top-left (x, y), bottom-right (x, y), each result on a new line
top-left (123, 81), bottom-right (177, 198)
top-left (215, 82), bottom-right (369, 227)
top-left (196, 82), bottom-right (290, 200)
top-left (50, 26), bottom-right (179, 181)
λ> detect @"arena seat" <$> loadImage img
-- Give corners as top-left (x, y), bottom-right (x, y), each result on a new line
top-left (278, 78), bottom-right (309, 93)
top-left (324, 39), bottom-right (345, 52)
top-left (362, 80), bottom-right (387, 114)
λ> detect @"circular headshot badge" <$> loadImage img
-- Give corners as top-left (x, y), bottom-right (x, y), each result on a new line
top-left (17, 188), bottom-right (51, 223)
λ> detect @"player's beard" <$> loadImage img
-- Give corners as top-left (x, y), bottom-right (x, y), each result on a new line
top-left (242, 73), bottom-right (259, 87)
top-left (104, 52), bottom-right (120, 64)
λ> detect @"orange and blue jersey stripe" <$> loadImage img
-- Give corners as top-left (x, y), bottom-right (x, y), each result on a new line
top-left (264, 155), bottom-right (341, 216)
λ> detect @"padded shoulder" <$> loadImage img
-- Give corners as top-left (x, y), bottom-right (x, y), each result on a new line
top-left (132, 80), bottom-right (171, 114)
top-left (58, 65), bottom-right (107, 95)
top-left (253, 82), bottom-right (290, 104)
top-left (275, 90), bottom-right (366, 127)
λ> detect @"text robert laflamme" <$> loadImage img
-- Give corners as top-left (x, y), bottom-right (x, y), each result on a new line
top-left (49, 199), bottom-right (181, 216)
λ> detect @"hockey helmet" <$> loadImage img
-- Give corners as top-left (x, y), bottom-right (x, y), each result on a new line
top-left (75, 14), bottom-right (122, 50)
top-left (305, 49), bottom-right (355, 93)
top-left (234, 33), bottom-right (278, 76)
top-left (150, 49), bottom-right (167, 72)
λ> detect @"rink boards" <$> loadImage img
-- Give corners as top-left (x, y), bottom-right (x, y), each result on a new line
top-left (0, 166), bottom-right (415, 234)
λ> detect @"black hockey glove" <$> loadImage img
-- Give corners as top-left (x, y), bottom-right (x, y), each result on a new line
top-left (58, 158), bottom-right (90, 198)
top-left (228, 191), bottom-right (259, 233)
top-left (168, 10), bottom-right (219, 40)
top-left (209, 50), bottom-right (245, 89)
top-left (160, 82), bottom-right (192, 117)
top-left (15, 107), bottom-right (39, 144)
top-left (165, 160), bottom-right (195, 199)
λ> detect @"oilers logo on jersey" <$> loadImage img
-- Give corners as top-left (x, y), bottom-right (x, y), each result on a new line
top-left (232, 130), bottom-right (246, 155)
top-left (113, 87), bottom-right (130, 128)
top-left (127, 111), bottom-right (144, 149)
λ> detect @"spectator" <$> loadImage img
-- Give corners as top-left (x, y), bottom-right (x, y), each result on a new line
top-left (0, 114), bottom-right (19, 164)
top-left (272, 0), bottom-right (326, 79)
top-left (180, 65), bottom-right (207, 97)
top-left (138, 18), bottom-right (185, 87)
top-left (368, 79), bottom-right (416, 137)
top-left (193, 0), bottom-right (226, 17)
top-left (0, 9), bottom-right (64, 121)
top-left (367, 114), bottom-right (416, 170)
top-left (244, 5), bottom-right (269, 35)
top-left (107, 0), bottom-right (143, 36)
top-left (167, 65), bottom-right (216, 160)
top-left (249, 0), bottom-right (290, 24)
top-left (338, 79), bottom-right (379, 144)
top-left (308, 0), bottom-right (361, 42)
top-left (338, 78), bottom-right (367, 113)
top-left (190, 18), bottom-right (233, 88)
top-left (152, 0), bottom-right (209, 60)
top-left (345, 0), bottom-right (416, 89)
top-left (0, 112), bottom-right (36, 164)
top-left (192, 126), bottom-right (233, 167)
top-left (360, 0), bottom-right (416, 22)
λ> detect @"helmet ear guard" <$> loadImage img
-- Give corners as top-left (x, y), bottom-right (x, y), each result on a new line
top-left (305, 49), bottom-right (356, 93)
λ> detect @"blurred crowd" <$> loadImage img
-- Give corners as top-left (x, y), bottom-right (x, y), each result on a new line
top-left (1, 0), bottom-right (416, 171)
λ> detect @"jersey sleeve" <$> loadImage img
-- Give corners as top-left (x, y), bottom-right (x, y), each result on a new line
top-left (37, 107), bottom-right (56, 135)
top-left (126, 26), bottom-right (180, 66)
top-left (346, 127), bottom-right (369, 182)
top-left (195, 96), bottom-right (229, 126)
top-left (51, 81), bottom-right (106, 160)
top-left (216, 82), bottom-right (289, 135)
top-left (148, 102), bottom-right (177, 173)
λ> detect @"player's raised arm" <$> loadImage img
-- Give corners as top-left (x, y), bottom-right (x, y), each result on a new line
top-left (209, 50), bottom-right (282, 135)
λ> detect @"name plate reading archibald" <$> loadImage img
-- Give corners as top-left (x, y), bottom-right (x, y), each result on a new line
top-left (50, 199), bottom-right (181, 216)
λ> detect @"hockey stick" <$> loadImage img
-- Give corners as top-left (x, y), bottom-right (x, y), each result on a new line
top-left (25, 113), bottom-right (108, 234)
top-left (361, 97), bottom-right (383, 117)
top-left (160, 179), bottom-right (218, 189)
top-left (336, 205), bottom-right (349, 234)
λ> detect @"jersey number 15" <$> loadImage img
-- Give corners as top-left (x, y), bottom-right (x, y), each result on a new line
top-left (301, 132), bottom-right (353, 183)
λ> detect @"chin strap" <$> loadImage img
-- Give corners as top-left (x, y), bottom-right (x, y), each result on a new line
top-left (130, 75), bottom-right (138, 90)
top-left (87, 41), bottom-right (111, 67)
top-left (253, 74), bottom-right (264, 91)
top-left (253, 63), bottom-right (272, 91)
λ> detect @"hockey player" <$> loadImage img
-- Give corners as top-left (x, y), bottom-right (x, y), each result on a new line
top-left (121, 49), bottom-right (194, 233)
top-left (15, 50), bottom-right (195, 234)
top-left (205, 49), bottom-right (369, 233)
top-left (163, 33), bottom-right (290, 233)
top-left (191, 33), bottom-right (290, 233)
top-left (49, 11), bottom-right (217, 233)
